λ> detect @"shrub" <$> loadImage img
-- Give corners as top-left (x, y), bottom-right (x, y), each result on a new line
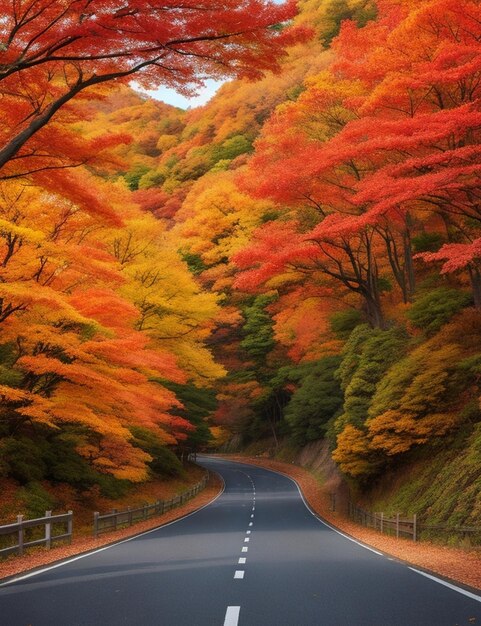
top-left (407, 288), bottom-right (471, 335)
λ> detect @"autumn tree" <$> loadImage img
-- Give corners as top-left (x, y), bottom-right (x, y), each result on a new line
top-left (365, 311), bottom-right (481, 459)
top-left (233, 70), bottom-right (401, 328)
top-left (0, 0), bottom-right (304, 177)
top-left (103, 207), bottom-right (225, 383)
top-left (234, 0), bottom-right (481, 330)
top-left (327, 0), bottom-right (481, 305)
top-left (0, 175), bottom-right (199, 482)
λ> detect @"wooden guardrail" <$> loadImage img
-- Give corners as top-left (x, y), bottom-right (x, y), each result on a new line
top-left (0, 510), bottom-right (73, 558)
top-left (418, 523), bottom-right (481, 544)
top-left (349, 502), bottom-right (417, 540)
top-left (348, 502), bottom-right (481, 545)
top-left (0, 471), bottom-right (210, 558)
top-left (93, 472), bottom-right (209, 537)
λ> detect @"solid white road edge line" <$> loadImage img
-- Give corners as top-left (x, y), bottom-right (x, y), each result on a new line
top-left (216, 456), bottom-right (481, 603)
top-left (0, 473), bottom-right (226, 588)
top-left (408, 568), bottom-right (481, 603)
top-left (224, 606), bottom-right (240, 626)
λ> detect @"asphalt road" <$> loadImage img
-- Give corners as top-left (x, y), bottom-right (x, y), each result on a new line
top-left (0, 456), bottom-right (480, 625)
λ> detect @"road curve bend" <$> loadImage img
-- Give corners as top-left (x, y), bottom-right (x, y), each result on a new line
top-left (0, 456), bottom-right (480, 625)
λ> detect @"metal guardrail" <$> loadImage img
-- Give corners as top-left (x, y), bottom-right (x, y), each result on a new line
top-left (0, 510), bottom-right (73, 558)
top-left (93, 472), bottom-right (209, 537)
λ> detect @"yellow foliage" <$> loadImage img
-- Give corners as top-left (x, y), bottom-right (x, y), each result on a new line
top-left (175, 170), bottom-right (273, 266)
top-left (368, 410), bottom-right (460, 455)
top-left (102, 204), bottom-right (225, 384)
top-left (156, 135), bottom-right (178, 153)
top-left (332, 424), bottom-right (374, 476)
top-left (210, 425), bottom-right (230, 447)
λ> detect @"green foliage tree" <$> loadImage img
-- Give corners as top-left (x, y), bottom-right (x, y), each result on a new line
top-left (329, 309), bottom-right (364, 340)
top-left (130, 427), bottom-right (184, 477)
top-left (124, 164), bottom-right (151, 191)
top-left (162, 381), bottom-right (218, 454)
top-left (284, 356), bottom-right (343, 445)
top-left (338, 326), bottom-right (409, 429)
top-left (211, 135), bottom-right (253, 163)
top-left (241, 295), bottom-right (276, 365)
top-left (406, 288), bottom-right (472, 336)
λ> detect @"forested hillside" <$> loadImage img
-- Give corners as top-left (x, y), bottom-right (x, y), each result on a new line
top-left (1, 0), bottom-right (480, 527)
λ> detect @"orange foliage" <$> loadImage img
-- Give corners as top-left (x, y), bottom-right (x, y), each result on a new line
top-left (332, 425), bottom-right (374, 477)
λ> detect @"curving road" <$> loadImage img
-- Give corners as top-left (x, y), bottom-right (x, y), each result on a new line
top-left (0, 456), bottom-right (480, 625)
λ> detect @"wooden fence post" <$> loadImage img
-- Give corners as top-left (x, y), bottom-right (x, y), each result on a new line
top-left (330, 493), bottom-right (336, 512)
top-left (68, 511), bottom-right (73, 543)
top-left (112, 509), bottom-right (117, 531)
top-left (396, 513), bottom-right (400, 539)
top-left (413, 514), bottom-right (417, 542)
top-left (17, 515), bottom-right (24, 556)
top-left (45, 510), bottom-right (52, 549)
top-left (93, 512), bottom-right (99, 537)
top-left (380, 512), bottom-right (384, 534)
top-left (127, 507), bottom-right (132, 526)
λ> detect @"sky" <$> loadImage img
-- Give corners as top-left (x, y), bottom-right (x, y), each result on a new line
top-left (146, 79), bottom-right (223, 109)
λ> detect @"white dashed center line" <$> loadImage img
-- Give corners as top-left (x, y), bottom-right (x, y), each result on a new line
top-left (228, 474), bottom-right (254, 605)
top-left (224, 606), bottom-right (240, 626)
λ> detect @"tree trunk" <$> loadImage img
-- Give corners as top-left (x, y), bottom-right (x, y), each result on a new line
top-left (469, 265), bottom-right (481, 309)
top-left (364, 292), bottom-right (386, 329)
top-left (364, 241), bottom-right (386, 329)
top-left (403, 213), bottom-right (416, 301)
top-left (267, 408), bottom-right (279, 451)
